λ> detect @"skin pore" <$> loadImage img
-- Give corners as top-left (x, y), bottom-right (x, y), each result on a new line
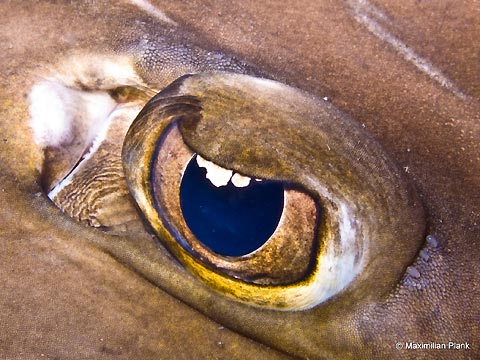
top-left (0, 1), bottom-right (478, 359)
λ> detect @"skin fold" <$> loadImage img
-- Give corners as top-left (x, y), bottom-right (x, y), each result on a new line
top-left (0, 1), bottom-right (478, 359)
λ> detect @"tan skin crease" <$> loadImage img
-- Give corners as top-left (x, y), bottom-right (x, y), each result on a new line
top-left (0, 1), bottom-right (479, 360)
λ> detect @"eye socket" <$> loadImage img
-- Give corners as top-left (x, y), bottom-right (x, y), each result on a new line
top-left (29, 55), bottom-right (426, 311)
top-left (32, 67), bottom-right (426, 311)
top-left (122, 72), bottom-right (426, 310)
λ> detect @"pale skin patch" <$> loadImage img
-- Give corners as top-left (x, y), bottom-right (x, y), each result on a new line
top-left (125, 0), bottom-right (177, 25)
top-left (347, 0), bottom-right (466, 99)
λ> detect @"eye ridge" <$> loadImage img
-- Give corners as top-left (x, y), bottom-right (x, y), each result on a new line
top-left (134, 94), bottom-right (202, 131)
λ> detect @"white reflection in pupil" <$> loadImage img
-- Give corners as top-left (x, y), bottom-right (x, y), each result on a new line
top-left (180, 155), bottom-right (284, 257)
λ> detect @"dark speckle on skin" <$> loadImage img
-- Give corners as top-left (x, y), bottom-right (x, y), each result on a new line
top-left (99, 344), bottom-right (122, 356)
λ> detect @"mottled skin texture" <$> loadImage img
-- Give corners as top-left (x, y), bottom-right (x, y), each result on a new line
top-left (0, 1), bottom-right (479, 360)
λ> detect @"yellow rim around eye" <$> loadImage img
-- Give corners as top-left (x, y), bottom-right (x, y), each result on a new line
top-left (122, 72), bottom-right (426, 311)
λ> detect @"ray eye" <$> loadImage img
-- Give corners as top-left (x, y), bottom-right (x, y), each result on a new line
top-left (145, 118), bottom-right (319, 287)
top-left (122, 72), bottom-right (426, 310)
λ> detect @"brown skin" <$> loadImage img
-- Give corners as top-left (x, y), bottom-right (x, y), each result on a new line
top-left (0, 1), bottom-right (478, 359)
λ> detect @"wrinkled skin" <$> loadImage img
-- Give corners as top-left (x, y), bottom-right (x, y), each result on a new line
top-left (0, 1), bottom-right (479, 359)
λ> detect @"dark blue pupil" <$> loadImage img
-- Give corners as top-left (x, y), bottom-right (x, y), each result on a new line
top-left (180, 156), bottom-right (284, 257)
